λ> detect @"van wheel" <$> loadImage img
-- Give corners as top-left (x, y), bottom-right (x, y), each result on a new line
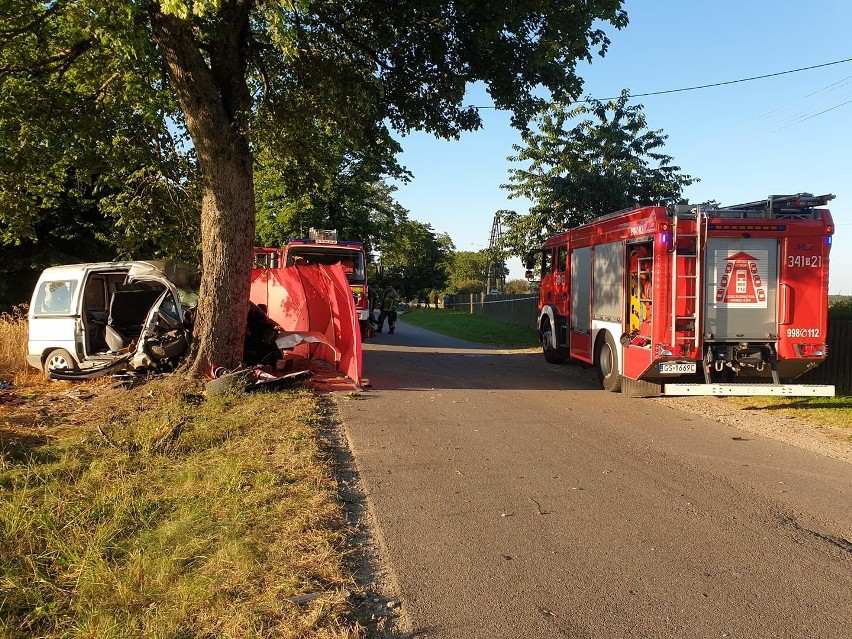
top-left (541, 317), bottom-right (567, 364)
top-left (44, 349), bottom-right (78, 376)
top-left (596, 332), bottom-right (622, 392)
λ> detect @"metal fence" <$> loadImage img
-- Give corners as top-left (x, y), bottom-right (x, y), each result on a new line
top-left (798, 319), bottom-right (852, 394)
top-left (444, 295), bottom-right (851, 394)
top-left (445, 293), bottom-right (539, 329)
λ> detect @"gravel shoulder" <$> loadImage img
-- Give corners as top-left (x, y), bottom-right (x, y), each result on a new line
top-left (652, 395), bottom-right (851, 464)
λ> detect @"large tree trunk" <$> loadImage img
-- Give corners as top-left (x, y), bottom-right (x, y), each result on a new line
top-left (148, 2), bottom-right (255, 375)
top-left (190, 137), bottom-right (255, 375)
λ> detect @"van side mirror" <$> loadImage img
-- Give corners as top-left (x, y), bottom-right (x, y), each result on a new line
top-left (524, 251), bottom-right (536, 270)
top-left (525, 269), bottom-right (534, 281)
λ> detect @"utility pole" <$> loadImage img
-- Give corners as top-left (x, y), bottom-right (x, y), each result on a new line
top-left (484, 212), bottom-right (505, 294)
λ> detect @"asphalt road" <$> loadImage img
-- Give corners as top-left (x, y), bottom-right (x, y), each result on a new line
top-left (336, 319), bottom-right (852, 638)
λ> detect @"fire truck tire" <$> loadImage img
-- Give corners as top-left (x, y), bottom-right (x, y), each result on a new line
top-left (596, 332), bottom-right (622, 393)
top-left (540, 317), bottom-right (567, 364)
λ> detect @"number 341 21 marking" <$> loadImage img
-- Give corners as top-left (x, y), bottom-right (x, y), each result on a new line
top-left (787, 255), bottom-right (822, 268)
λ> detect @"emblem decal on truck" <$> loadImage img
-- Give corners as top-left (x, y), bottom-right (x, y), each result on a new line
top-left (713, 250), bottom-right (768, 308)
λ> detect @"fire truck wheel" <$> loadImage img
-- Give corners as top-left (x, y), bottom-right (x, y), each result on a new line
top-left (540, 317), bottom-right (567, 364)
top-left (596, 332), bottom-right (622, 393)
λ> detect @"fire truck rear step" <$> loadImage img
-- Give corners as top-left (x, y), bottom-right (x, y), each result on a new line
top-left (662, 383), bottom-right (835, 397)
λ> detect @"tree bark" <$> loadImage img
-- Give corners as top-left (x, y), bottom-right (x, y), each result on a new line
top-left (148, 2), bottom-right (255, 375)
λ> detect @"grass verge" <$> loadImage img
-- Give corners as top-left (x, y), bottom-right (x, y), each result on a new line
top-left (725, 394), bottom-right (852, 440)
top-left (400, 308), bottom-right (539, 348)
top-left (1, 377), bottom-right (364, 639)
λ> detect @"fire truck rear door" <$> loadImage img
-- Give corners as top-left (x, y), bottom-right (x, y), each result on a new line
top-left (703, 238), bottom-right (778, 339)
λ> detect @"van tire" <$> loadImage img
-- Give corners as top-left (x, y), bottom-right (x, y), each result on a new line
top-left (596, 332), bottom-right (622, 393)
top-left (43, 349), bottom-right (79, 376)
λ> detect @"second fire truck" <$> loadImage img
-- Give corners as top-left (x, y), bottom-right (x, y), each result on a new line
top-left (254, 229), bottom-right (372, 338)
top-left (528, 194), bottom-right (836, 396)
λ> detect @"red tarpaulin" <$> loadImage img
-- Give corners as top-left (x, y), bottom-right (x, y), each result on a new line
top-left (250, 262), bottom-right (362, 388)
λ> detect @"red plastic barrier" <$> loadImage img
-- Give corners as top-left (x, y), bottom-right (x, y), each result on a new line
top-left (250, 262), bottom-right (362, 387)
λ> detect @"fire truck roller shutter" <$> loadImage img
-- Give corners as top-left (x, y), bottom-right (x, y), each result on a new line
top-left (704, 238), bottom-right (778, 340)
top-left (593, 242), bottom-right (623, 323)
top-left (570, 247), bottom-right (592, 333)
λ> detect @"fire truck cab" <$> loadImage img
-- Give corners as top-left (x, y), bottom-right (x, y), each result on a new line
top-left (254, 229), bottom-right (372, 338)
top-left (530, 194), bottom-right (836, 397)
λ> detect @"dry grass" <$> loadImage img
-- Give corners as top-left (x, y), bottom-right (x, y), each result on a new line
top-left (0, 306), bottom-right (41, 387)
top-left (1, 310), bottom-right (368, 639)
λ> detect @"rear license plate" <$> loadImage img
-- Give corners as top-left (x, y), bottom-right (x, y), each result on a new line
top-left (659, 362), bottom-right (696, 374)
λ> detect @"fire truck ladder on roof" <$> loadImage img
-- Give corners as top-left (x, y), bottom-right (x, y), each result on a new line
top-left (670, 208), bottom-right (704, 353)
top-left (716, 193), bottom-right (835, 219)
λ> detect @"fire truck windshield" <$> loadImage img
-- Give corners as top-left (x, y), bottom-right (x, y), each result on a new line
top-left (285, 247), bottom-right (366, 283)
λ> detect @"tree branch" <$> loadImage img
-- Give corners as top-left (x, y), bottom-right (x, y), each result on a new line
top-left (0, 38), bottom-right (94, 78)
top-left (0, 0), bottom-right (68, 39)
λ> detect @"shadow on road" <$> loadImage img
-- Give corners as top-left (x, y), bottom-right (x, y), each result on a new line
top-left (361, 321), bottom-right (601, 392)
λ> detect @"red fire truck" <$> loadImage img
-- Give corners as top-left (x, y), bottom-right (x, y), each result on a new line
top-left (254, 229), bottom-right (372, 337)
top-left (528, 194), bottom-right (836, 397)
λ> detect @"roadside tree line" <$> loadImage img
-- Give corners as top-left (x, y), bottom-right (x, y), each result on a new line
top-left (0, 1), bottom-right (697, 376)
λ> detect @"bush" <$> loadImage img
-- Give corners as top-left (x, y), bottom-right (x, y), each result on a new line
top-left (829, 296), bottom-right (852, 320)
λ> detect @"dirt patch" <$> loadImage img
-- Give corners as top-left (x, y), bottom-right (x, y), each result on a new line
top-left (652, 395), bottom-right (851, 464)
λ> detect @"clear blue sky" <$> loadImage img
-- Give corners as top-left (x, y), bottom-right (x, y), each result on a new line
top-left (390, 0), bottom-right (852, 293)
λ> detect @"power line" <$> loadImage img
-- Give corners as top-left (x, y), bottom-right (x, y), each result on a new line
top-left (467, 57), bottom-right (852, 109)
top-left (758, 74), bottom-right (852, 120)
top-left (609, 57), bottom-right (852, 100)
top-left (771, 97), bottom-right (852, 132)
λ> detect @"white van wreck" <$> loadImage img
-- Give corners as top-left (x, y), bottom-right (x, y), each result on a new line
top-left (27, 260), bottom-right (199, 378)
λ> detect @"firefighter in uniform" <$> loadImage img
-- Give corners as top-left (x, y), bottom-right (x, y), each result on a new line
top-left (368, 282), bottom-right (381, 328)
top-left (377, 285), bottom-right (399, 333)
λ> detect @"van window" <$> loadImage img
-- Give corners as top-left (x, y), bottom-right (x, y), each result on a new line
top-left (34, 280), bottom-right (78, 314)
top-left (159, 291), bottom-right (180, 321)
top-left (84, 277), bottom-right (107, 310)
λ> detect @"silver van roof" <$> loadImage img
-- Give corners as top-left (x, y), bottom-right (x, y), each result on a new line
top-left (40, 260), bottom-right (196, 287)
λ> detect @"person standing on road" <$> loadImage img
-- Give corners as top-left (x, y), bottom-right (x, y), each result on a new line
top-left (377, 285), bottom-right (399, 334)
top-left (368, 281), bottom-right (381, 328)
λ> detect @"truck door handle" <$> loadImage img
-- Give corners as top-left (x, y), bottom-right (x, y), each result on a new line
top-left (778, 283), bottom-right (790, 325)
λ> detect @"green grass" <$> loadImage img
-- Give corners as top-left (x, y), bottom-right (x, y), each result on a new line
top-left (0, 379), bottom-right (364, 639)
top-left (726, 395), bottom-right (852, 435)
top-left (400, 308), bottom-right (539, 348)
